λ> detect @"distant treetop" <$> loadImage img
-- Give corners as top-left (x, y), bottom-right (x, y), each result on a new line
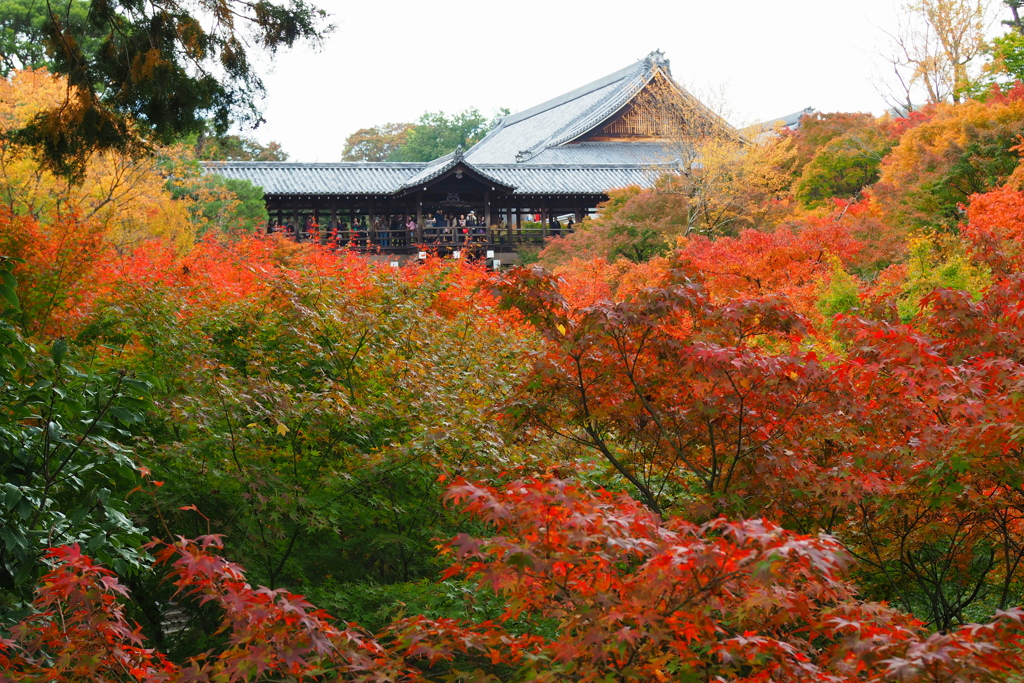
top-left (341, 123), bottom-right (414, 162)
top-left (195, 133), bottom-right (290, 162)
top-left (342, 108), bottom-right (509, 163)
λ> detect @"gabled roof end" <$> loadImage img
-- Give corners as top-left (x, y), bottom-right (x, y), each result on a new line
top-left (645, 49), bottom-right (670, 74)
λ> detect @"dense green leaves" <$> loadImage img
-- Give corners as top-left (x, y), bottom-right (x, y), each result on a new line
top-left (0, 261), bottom-right (151, 615)
top-left (795, 124), bottom-right (893, 206)
top-left (67, 255), bottom-right (541, 644)
top-left (8, 0), bottom-right (331, 178)
top-left (0, 0), bottom-right (101, 75)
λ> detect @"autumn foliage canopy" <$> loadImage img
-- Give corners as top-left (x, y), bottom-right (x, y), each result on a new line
top-left (7, 61), bottom-right (1024, 682)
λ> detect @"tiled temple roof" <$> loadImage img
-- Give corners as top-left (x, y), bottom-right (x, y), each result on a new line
top-left (205, 51), bottom-right (732, 198)
top-left (209, 160), bottom-right (663, 196)
top-left (206, 162), bottom-right (425, 195)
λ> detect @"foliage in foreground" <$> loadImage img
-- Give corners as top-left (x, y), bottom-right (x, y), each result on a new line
top-left (2, 479), bottom-right (1023, 682)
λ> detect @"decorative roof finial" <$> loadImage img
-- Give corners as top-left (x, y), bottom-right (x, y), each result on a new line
top-left (646, 49), bottom-right (669, 72)
top-left (453, 145), bottom-right (464, 163)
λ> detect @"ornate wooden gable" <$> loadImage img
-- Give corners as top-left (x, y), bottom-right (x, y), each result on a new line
top-left (578, 72), bottom-right (679, 142)
top-left (575, 69), bottom-right (728, 144)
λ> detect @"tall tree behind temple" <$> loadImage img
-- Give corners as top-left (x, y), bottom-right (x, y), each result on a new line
top-left (341, 123), bottom-right (414, 161)
top-left (194, 132), bottom-right (289, 162)
top-left (388, 108), bottom-right (507, 162)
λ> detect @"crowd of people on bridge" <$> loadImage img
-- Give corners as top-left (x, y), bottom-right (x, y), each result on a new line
top-left (267, 210), bottom-right (575, 249)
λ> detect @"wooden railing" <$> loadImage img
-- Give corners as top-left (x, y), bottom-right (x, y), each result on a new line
top-left (288, 225), bottom-right (574, 253)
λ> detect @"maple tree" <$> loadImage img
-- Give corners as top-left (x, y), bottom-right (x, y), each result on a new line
top-left (4, 480), bottom-right (1024, 682)
top-left (675, 219), bottom-right (862, 316)
top-left (0, 258), bottom-right (151, 613)
top-left (826, 274), bottom-right (1024, 626)
top-left (39, 240), bottom-right (545, 638)
top-left (670, 129), bottom-right (796, 236)
top-left (539, 185), bottom-right (692, 267)
top-left (961, 182), bottom-right (1024, 273)
top-left (396, 476), bottom-right (1024, 682)
top-left (794, 119), bottom-right (894, 206)
top-left (492, 264), bottom-right (842, 517)
top-left (786, 112), bottom-right (881, 177)
top-left (872, 90), bottom-right (1024, 230)
top-left (0, 537), bottom-right (393, 682)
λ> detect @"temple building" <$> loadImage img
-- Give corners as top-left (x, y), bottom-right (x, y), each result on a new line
top-left (206, 50), bottom-right (738, 253)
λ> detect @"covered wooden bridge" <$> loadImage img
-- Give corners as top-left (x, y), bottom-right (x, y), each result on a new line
top-left (206, 50), bottom-right (735, 256)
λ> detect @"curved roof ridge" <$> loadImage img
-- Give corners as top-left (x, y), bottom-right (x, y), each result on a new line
top-left (464, 56), bottom-right (653, 163)
top-left (201, 161), bottom-right (429, 169)
top-left (519, 67), bottom-right (653, 158)
top-left (476, 162), bottom-right (675, 169)
top-left (499, 59), bottom-right (647, 127)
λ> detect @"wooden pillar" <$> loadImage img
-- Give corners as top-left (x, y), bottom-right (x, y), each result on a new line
top-left (541, 204), bottom-right (548, 239)
top-left (416, 192), bottom-right (424, 244)
top-left (515, 205), bottom-right (522, 241)
top-left (293, 198), bottom-right (301, 242)
top-left (368, 199), bottom-right (376, 246)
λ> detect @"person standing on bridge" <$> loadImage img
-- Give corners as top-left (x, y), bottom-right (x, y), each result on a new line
top-left (406, 215), bottom-right (416, 244)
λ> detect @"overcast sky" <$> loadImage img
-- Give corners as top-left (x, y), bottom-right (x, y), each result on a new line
top-left (247, 0), bottom-right (1005, 161)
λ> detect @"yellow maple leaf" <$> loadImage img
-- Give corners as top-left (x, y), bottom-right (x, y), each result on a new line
top-left (276, 422), bottom-right (290, 437)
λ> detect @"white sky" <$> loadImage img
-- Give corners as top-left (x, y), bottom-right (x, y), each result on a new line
top-left (247, 0), bottom-right (1006, 161)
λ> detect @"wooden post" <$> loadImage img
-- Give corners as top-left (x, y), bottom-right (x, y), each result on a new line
top-left (515, 206), bottom-right (522, 242)
top-left (542, 205), bottom-right (548, 239)
top-left (293, 198), bottom-right (301, 242)
top-left (368, 199), bottom-right (376, 247)
top-left (416, 192), bottom-right (424, 244)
